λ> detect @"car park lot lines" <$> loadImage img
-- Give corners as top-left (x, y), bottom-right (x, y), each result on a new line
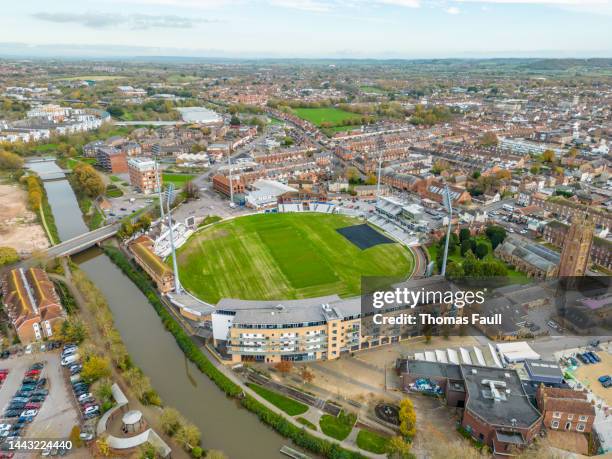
top-left (0, 352), bottom-right (79, 446)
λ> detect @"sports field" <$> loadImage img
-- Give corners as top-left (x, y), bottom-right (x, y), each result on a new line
top-left (292, 107), bottom-right (362, 126)
top-left (176, 213), bottom-right (414, 303)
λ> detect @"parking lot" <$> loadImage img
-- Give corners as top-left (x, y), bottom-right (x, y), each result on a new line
top-left (0, 351), bottom-right (79, 451)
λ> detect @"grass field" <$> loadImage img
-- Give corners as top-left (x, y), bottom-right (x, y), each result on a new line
top-left (319, 412), bottom-right (356, 441)
top-left (162, 173), bottom-right (195, 187)
top-left (292, 107), bottom-right (362, 127)
top-left (66, 157), bottom-right (97, 169)
top-left (356, 430), bottom-right (390, 454)
top-left (177, 213), bottom-right (414, 303)
top-left (247, 383), bottom-right (308, 416)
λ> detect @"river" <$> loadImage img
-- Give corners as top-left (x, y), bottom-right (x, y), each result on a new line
top-left (28, 158), bottom-right (288, 458)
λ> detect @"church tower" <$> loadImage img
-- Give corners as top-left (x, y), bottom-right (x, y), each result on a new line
top-left (558, 213), bottom-right (594, 277)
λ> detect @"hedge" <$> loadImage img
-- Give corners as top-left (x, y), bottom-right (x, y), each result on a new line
top-left (102, 245), bottom-right (367, 459)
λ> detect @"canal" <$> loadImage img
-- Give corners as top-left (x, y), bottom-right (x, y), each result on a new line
top-left (29, 158), bottom-right (288, 458)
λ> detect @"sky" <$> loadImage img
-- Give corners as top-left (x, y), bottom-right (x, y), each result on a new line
top-left (1, 0), bottom-right (611, 58)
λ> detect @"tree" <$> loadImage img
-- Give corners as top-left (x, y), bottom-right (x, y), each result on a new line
top-left (81, 355), bottom-right (112, 383)
top-left (138, 442), bottom-right (158, 459)
top-left (460, 238), bottom-right (472, 257)
top-left (300, 366), bottom-right (315, 384)
top-left (0, 151), bottom-right (24, 170)
top-left (96, 437), bottom-right (111, 457)
top-left (205, 451), bottom-right (228, 459)
top-left (472, 170), bottom-right (481, 179)
top-left (446, 262), bottom-right (465, 280)
top-left (175, 423), bottom-right (201, 450)
top-left (229, 116), bottom-right (241, 126)
top-left (365, 172), bottom-right (377, 185)
top-left (398, 398), bottom-right (416, 439)
top-left (274, 360), bottom-right (293, 375)
top-left (387, 436), bottom-right (412, 459)
top-left (566, 147), bottom-right (578, 159)
top-left (183, 180), bottom-right (200, 200)
top-left (485, 225), bottom-right (507, 249)
top-left (475, 242), bottom-right (489, 260)
top-left (60, 318), bottom-right (88, 344)
top-left (160, 407), bottom-right (182, 436)
top-left (478, 132), bottom-right (498, 147)
top-left (459, 228), bottom-right (471, 243)
top-left (530, 164), bottom-right (541, 174)
top-left (73, 163), bottom-right (104, 197)
top-left (542, 149), bottom-right (556, 163)
top-left (0, 247), bottom-right (19, 266)
top-left (346, 167), bottom-right (360, 184)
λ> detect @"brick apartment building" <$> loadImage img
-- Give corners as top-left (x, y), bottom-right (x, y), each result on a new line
top-left (1, 268), bottom-right (66, 343)
top-left (96, 147), bottom-right (128, 173)
top-left (128, 157), bottom-right (159, 194)
top-left (212, 174), bottom-right (246, 198)
top-left (537, 387), bottom-right (595, 434)
top-left (129, 236), bottom-right (174, 293)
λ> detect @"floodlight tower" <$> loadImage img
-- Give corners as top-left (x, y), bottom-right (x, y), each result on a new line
top-left (166, 183), bottom-right (182, 293)
top-left (154, 154), bottom-right (165, 221)
top-left (440, 184), bottom-right (453, 277)
top-left (227, 150), bottom-right (234, 206)
top-left (376, 154), bottom-right (383, 200)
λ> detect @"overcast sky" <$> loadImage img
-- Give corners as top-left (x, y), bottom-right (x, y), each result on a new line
top-left (2, 0), bottom-right (611, 58)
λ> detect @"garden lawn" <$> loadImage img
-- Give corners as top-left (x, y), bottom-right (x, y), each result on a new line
top-left (247, 383), bottom-right (308, 416)
top-left (292, 107), bottom-right (362, 127)
top-left (319, 412), bottom-right (356, 441)
top-left (356, 430), bottom-right (389, 454)
top-left (176, 213), bottom-right (414, 303)
top-left (162, 173), bottom-right (196, 187)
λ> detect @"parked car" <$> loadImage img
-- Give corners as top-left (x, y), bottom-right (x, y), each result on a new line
top-left (24, 402), bottom-right (41, 410)
top-left (3, 411), bottom-right (20, 418)
top-left (37, 378), bottom-right (47, 387)
top-left (587, 351), bottom-right (601, 363)
top-left (20, 409), bottom-right (38, 418)
top-left (577, 353), bottom-right (589, 364)
top-left (83, 406), bottom-right (99, 415)
top-left (24, 345), bottom-right (32, 355)
top-left (25, 369), bottom-right (40, 376)
top-left (79, 397), bottom-right (95, 405)
top-left (79, 431), bottom-right (94, 441)
top-left (0, 424), bottom-right (11, 432)
top-left (61, 354), bottom-right (79, 366)
top-left (77, 393), bottom-right (92, 402)
top-left (8, 403), bottom-right (26, 410)
top-left (83, 411), bottom-right (99, 419)
top-left (30, 362), bottom-right (44, 370)
top-left (0, 351), bottom-right (10, 359)
top-left (32, 389), bottom-right (48, 396)
top-left (30, 395), bottom-right (46, 403)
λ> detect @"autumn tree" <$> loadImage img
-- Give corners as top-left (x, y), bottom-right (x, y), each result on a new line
top-left (160, 407), bottom-right (182, 436)
top-left (300, 366), bottom-right (315, 384)
top-left (542, 149), bottom-right (556, 163)
top-left (0, 247), bottom-right (19, 266)
top-left (274, 360), bottom-right (293, 375)
top-left (81, 355), bottom-right (112, 383)
top-left (365, 172), bottom-right (377, 185)
top-left (72, 163), bottom-right (105, 197)
top-left (0, 150), bottom-right (24, 170)
top-left (175, 422), bottom-right (201, 451)
top-left (60, 318), bottom-right (88, 344)
top-left (478, 132), bottom-right (498, 147)
top-left (346, 166), bottom-right (360, 184)
top-left (398, 398), bottom-right (417, 439)
top-left (387, 435), bottom-right (412, 459)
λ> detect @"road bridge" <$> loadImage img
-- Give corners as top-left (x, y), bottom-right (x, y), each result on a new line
top-left (45, 223), bottom-right (120, 258)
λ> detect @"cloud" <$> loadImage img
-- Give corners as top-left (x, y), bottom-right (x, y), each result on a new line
top-left (445, 6), bottom-right (461, 13)
top-left (31, 12), bottom-right (212, 29)
top-left (453, 0), bottom-right (609, 5)
top-left (268, 0), bottom-right (332, 11)
top-left (375, 0), bottom-right (421, 7)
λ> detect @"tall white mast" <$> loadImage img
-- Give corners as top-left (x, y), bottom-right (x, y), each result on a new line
top-left (166, 183), bottom-right (181, 293)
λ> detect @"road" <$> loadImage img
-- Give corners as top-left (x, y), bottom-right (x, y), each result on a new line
top-left (45, 223), bottom-right (119, 258)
